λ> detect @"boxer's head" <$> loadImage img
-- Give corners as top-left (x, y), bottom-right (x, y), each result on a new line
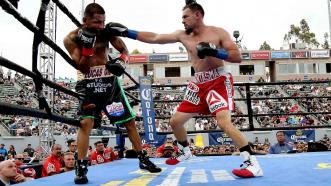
top-left (83, 3), bottom-right (105, 34)
top-left (182, 3), bottom-right (205, 34)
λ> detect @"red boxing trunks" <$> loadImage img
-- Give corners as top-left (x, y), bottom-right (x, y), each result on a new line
top-left (177, 66), bottom-right (234, 115)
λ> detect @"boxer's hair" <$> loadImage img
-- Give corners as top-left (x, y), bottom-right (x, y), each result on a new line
top-left (183, 2), bottom-right (204, 17)
top-left (84, 3), bottom-right (105, 18)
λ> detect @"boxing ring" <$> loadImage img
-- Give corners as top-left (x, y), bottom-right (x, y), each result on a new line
top-left (15, 152), bottom-right (331, 186)
top-left (1, 0), bottom-right (331, 186)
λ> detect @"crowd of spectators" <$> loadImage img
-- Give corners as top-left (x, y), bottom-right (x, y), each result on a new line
top-left (237, 80), bottom-right (331, 128)
top-left (1, 69), bottom-right (330, 137)
top-left (0, 132), bottom-right (330, 185)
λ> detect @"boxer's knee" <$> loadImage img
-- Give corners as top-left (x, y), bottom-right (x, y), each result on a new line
top-left (124, 119), bottom-right (136, 132)
top-left (169, 117), bottom-right (179, 129)
top-left (79, 118), bottom-right (94, 132)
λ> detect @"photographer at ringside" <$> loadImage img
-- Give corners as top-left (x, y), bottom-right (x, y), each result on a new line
top-left (156, 137), bottom-right (179, 158)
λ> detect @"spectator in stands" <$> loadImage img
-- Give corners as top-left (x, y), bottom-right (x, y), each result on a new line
top-left (42, 144), bottom-right (62, 177)
top-left (66, 139), bottom-right (77, 153)
top-left (87, 146), bottom-right (93, 159)
top-left (322, 134), bottom-right (329, 142)
top-left (0, 160), bottom-right (28, 185)
top-left (269, 131), bottom-right (294, 154)
top-left (254, 137), bottom-right (259, 144)
top-left (7, 70), bottom-right (11, 81)
top-left (189, 138), bottom-right (195, 147)
top-left (0, 144), bottom-right (7, 159)
top-left (22, 152), bottom-right (31, 163)
top-left (0, 155), bottom-right (5, 162)
top-left (61, 152), bottom-right (75, 173)
top-left (90, 141), bottom-right (117, 165)
top-left (156, 137), bottom-right (179, 158)
top-left (7, 145), bottom-right (16, 158)
top-left (14, 154), bottom-right (36, 179)
top-left (23, 144), bottom-right (35, 158)
top-left (249, 142), bottom-right (268, 155)
top-left (0, 66), bottom-right (3, 78)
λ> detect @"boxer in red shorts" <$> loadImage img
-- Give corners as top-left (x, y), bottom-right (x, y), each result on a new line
top-left (105, 0), bottom-right (263, 178)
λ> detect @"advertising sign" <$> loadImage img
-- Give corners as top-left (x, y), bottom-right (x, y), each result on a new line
top-left (129, 55), bottom-right (148, 63)
top-left (169, 53), bottom-right (189, 61)
top-left (241, 52), bottom-right (250, 60)
top-left (209, 132), bottom-right (233, 145)
top-left (291, 51), bottom-right (309, 58)
top-left (251, 51), bottom-right (270, 59)
top-left (284, 130), bottom-right (315, 142)
top-left (310, 50), bottom-right (329, 58)
top-left (139, 76), bottom-right (158, 145)
top-left (271, 52), bottom-right (290, 59)
top-left (149, 54), bottom-right (169, 62)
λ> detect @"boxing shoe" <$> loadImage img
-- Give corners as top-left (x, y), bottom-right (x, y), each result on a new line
top-left (138, 150), bottom-right (162, 173)
top-left (74, 160), bottom-right (88, 184)
top-left (165, 146), bottom-right (193, 165)
top-left (232, 151), bottom-right (263, 178)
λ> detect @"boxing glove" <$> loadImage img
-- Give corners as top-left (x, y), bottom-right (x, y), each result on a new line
top-left (104, 22), bottom-right (138, 40)
top-left (196, 42), bottom-right (228, 60)
top-left (186, 0), bottom-right (197, 5)
top-left (77, 28), bottom-right (96, 56)
top-left (105, 54), bottom-right (128, 76)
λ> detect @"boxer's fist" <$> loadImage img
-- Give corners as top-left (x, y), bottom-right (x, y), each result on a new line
top-left (104, 22), bottom-right (138, 39)
top-left (106, 54), bottom-right (127, 76)
top-left (78, 28), bottom-right (96, 56)
top-left (104, 22), bottom-right (129, 37)
top-left (196, 42), bottom-right (228, 60)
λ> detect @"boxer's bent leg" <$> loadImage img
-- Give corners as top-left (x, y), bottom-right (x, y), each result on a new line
top-left (169, 111), bottom-right (196, 143)
top-left (215, 110), bottom-right (248, 148)
top-left (216, 110), bottom-right (263, 177)
top-left (165, 111), bottom-right (196, 165)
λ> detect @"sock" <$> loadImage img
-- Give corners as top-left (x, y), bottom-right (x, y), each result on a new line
top-left (178, 140), bottom-right (189, 148)
top-left (239, 144), bottom-right (253, 154)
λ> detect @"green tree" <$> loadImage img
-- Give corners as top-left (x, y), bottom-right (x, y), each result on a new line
top-left (131, 49), bottom-right (141, 54)
top-left (283, 19), bottom-right (319, 49)
top-left (259, 41), bottom-right (272, 50)
top-left (321, 32), bottom-right (330, 49)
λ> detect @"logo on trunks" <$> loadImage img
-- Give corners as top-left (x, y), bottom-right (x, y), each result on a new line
top-left (86, 78), bottom-right (112, 93)
top-left (106, 102), bottom-right (125, 116)
top-left (195, 68), bottom-right (222, 83)
top-left (84, 66), bottom-right (113, 79)
top-left (225, 77), bottom-right (233, 98)
top-left (206, 90), bottom-right (227, 113)
top-left (184, 84), bottom-right (200, 105)
top-left (187, 82), bottom-right (199, 92)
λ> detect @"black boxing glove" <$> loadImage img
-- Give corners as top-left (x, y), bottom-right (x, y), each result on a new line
top-left (104, 22), bottom-right (138, 40)
top-left (186, 0), bottom-right (197, 5)
top-left (78, 28), bottom-right (96, 56)
top-left (196, 42), bottom-right (228, 60)
top-left (105, 54), bottom-right (128, 76)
